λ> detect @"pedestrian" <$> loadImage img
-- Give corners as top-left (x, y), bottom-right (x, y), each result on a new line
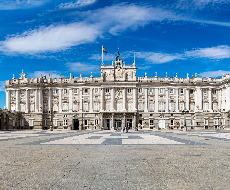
top-left (123, 126), bottom-right (125, 133)
top-left (126, 126), bottom-right (128, 133)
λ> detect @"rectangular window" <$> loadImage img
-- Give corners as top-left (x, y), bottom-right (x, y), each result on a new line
top-left (222, 119), bottom-right (225, 125)
top-left (149, 88), bottom-right (153, 93)
top-left (169, 103), bottom-right (175, 112)
top-left (83, 103), bottom-right (88, 112)
top-left (29, 120), bottom-right (34, 126)
top-left (64, 89), bottom-right (67, 94)
top-left (179, 103), bottom-right (184, 111)
top-left (214, 119), bottom-right (218, 125)
top-left (30, 90), bottom-right (34, 95)
top-left (73, 104), bottom-right (78, 112)
top-left (95, 119), bottom-right (98, 125)
top-left (44, 90), bottom-right (48, 94)
top-left (170, 120), bottom-right (174, 125)
top-left (74, 89), bottom-right (78, 94)
top-left (11, 91), bottom-right (16, 96)
top-left (20, 119), bottom-right (24, 126)
top-left (150, 119), bottom-right (153, 125)
top-left (191, 120), bottom-right (194, 125)
top-left (94, 103), bottom-right (99, 111)
top-left (84, 89), bottom-right (88, 94)
top-left (139, 88), bottom-right (142, 93)
top-left (170, 89), bottom-right (174, 94)
top-left (106, 103), bottom-right (110, 111)
top-left (203, 103), bottom-right (208, 111)
top-left (181, 119), bottom-right (185, 126)
top-left (105, 88), bottom-right (110, 93)
top-left (159, 88), bottom-right (164, 94)
top-left (20, 104), bottom-right (25, 112)
top-left (30, 104), bottom-right (35, 112)
top-left (53, 90), bottom-right (58, 95)
top-left (190, 89), bottom-right (193, 94)
top-left (127, 88), bottom-right (132, 93)
top-left (204, 119), bottom-right (208, 125)
top-left (84, 120), bottom-right (88, 126)
top-left (139, 120), bottom-right (142, 125)
top-left (95, 88), bottom-right (98, 93)
top-left (63, 104), bottom-right (68, 111)
top-left (149, 103), bottom-right (154, 111)
top-left (21, 90), bottom-right (24, 95)
top-left (159, 102), bottom-right (164, 111)
top-left (213, 89), bottom-right (216, 94)
top-left (63, 120), bottom-right (68, 126)
top-left (138, 103), bottom-right (143, 111)
top-left (204, 89), bottom-right (207, 94)
top-left (53, 104), bottom-right (58, 112)
top-left (128, 103), bottom-right (132, 111)
top-left (180, 89), bottom-right (184, 94)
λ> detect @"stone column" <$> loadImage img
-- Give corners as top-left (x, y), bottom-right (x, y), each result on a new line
top-left (123, 114), bottom-right (126, 129)
top-left (209, 88), bottom-right (212, 111)
top-left (155, 88), bottom-right (158, 112)
top-left (144, 88), bottom-right (148, 112)
top-left (39, 89), bottom-right (43, 113)
top-left (79, 88), bottom-right (83, 111)
top-left (101, 113), bottom-right (104, 129)
top-left (35, 89), bottom-right (39, 112)
top-left (218, 88), bottom-right (221, 110)
top-left (165, 88), bottom-right (169, 112)
top-left (123, 88), bottom-right (126, 110)
top-left (133, 88), bottom-right (137, 111)
top-left (90, 88), bottom-right (93, 112)
top-left (6, 90), bottom-right (11, 111)
top-left (48, 88), bottom-right (52, 111)
top-left (222, 88), bottom-right (226, 111)
top-left (111, 88), bottom-right (115, 110)
top-left (59, 89), bottom-right (62, 113)
top-left (26, 89), bottom-right (29, 113)
top-left (16, 90), bottom-right (20, 112)
top-left (101, 88), bottom-right (104, 111)
top-left (69, 88), bottom-right (73, 112)
top-left (134, 113), bottom-right (137, 129)
top-left (175, 89), bottom-right (179, 112)
top-left (186, 88), bottom-right (189, 110)
top-left (111, 113), bottom-right (114, 129)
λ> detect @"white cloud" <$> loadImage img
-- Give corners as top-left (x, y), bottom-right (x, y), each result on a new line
top-left (176, 0), bottom-right (230, 9)
top-left (58, 0), bottom-right (96, 9)
top-left (136, 52), bottom-right (183, 64)
top-left (27, 71), bottom-right (61, 78)
top-left (0, 81), bottom-right (5, 92)
top-left (199, 70), bottom-right (230, 77)
top-left (185, 45), bottom-right (230, 59)
top-left (0, 0), bottom-right (48, 10)
top-left (0, 23), bottom-right (101, 54)
top-left (65, 62), bottom-right (98, 73)
top-left (89, 53), bottom-right (115, 62)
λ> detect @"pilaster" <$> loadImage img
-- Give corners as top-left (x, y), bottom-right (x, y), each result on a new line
top-left (69, 88), bottom-right (73, 112)
top-left (144, 88), bottom-right (148, 112)
top-left (165, 88), bottom-right (169, 112)
top-left (154, 88), bottom-right (158, 112)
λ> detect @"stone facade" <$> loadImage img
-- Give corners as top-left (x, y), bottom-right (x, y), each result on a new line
top-left (4, 51), bottom-right (230, 130)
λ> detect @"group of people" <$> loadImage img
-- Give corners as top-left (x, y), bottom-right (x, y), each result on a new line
top-left (123, 126), bottom-right (129, 133)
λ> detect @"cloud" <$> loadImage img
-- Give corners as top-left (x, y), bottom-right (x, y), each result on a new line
top-left (199, 70), bottom-right (230, 77)
top-left (65, 62), bottom-right (99, 73)
top-left (0, 81), bottom-right (5, 92)
top-left (89, 53), bottom-right (115, 62)
top-left (0, 23), bottom-right (101, 54)
top-left (0, 0), bottom-right (49, 10)
top-left (176, 0), bottom-right (230, 9)
top-left (27, 71), bottom-right (61, 78)
top-left (185, 45), bottom-right (230, 59)
top-left (136, 52), bottom-right (183, 64)
top-left (58, 0), bottom-right (96, 9)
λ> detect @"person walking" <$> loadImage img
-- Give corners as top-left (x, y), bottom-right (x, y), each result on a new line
top-left (123, 126), bottom-right (125, 133)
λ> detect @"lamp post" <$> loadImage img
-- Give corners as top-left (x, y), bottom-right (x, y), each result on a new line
top-left (182, 109), bottom-right (189, 131)
top-left (49, 108), bottom-right (53, 131)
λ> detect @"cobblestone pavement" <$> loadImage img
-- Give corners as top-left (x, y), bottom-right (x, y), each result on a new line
top-left (1, 129), bottom-right (230, 189)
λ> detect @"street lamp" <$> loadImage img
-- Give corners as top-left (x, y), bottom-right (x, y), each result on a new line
top-left (182, 109), bottom-right (189, 131)
top-left (49, 108), bottom-right (53, 131)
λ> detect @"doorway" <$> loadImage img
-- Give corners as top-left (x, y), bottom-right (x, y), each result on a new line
top-left (105, 119), bottom-right (110, 130)
top-left (115, 119), bottom-right (122, 130)
top-left (127, 119), bottom-right (132, 129)
top-left (158, 120), bottom-right (165, 129)
top-left (73, 119), bottom-right (79, 130)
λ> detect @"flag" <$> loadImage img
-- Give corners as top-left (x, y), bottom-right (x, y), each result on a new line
top-left (103, 47), bottom-right (107, 53)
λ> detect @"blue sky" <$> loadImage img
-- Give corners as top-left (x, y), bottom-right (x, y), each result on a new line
top-left (1, 0), bottom-right (230, 108)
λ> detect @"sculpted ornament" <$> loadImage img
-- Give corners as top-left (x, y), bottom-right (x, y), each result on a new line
top-left (115, 90), bottom-right (122, 100)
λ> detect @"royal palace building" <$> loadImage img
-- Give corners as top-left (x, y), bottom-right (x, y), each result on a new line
top-left (4, 51), bottom-right (230, 130)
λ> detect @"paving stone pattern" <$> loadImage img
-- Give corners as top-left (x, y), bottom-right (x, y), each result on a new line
top-left (1, 129), bottom-right (230, 189)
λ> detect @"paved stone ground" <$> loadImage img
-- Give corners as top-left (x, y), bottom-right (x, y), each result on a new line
top-left (1, 129), bottom-right (230, 189)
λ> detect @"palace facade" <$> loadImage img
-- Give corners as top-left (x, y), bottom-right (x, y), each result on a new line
top-left (4, 51), bottom-right (230, 130)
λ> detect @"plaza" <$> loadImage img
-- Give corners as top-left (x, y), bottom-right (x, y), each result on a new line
top-left (1, 129), bottom-right (230, 189)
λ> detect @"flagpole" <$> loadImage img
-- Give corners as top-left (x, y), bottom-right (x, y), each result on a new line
top-left (102, 45), bottom-right (103, 65)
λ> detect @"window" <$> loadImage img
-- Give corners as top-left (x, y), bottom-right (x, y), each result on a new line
top-left (149, 103), bottom-right (154, 111)
top-left (21, 90), bottom-right (24, 95)
top-left (203, 103), bottom-right (208, 111)
top-left (20, 104), bottom-right (25, 112)
top-left (138, 103), bottom-right (143, 111)
top-left (30, 104), bottom-right (35, 112)
top-left (106, 103), bottom-right (110, 111)
top-left (170, 120), bottom-right (174, 125)
top-left (128, 103), bottom-right (132, 111)
top-left (139, 120), bottom-right (142, 125)
top-left (181, 119), bottom-right (185, 126)
top-left (169, 103), bottom-right (175, 112)
top-left (95, 88), bottom-right (98, 93)
top-left (11, 91), bottom-right (15, 96)
top-left (20, 119), bottom-right (24, 126)
top-left (150, 120), bottom-right (153, 125)
top-left (139, 88), bottom-right (142, 93)
top-left (159, 88), bottom-right (164, 94)
top-left (30, 90), bottom-right (34, 95)
top-left (159, 102), bottom-right (164, 111)
top-left (94, 103), bottom-right (99, 111)
top-left (117, 103), bottom-right (122, 111)
top-left (83, 103), bottom-right (88, 112)
top-left (214, 119), bottom-right (218, 125)
top-left (213, 103), bottom-right (217, 111)
top-left (64, 89), bottom-right (67, 94)
top-left (213, 89), bottom-right (216, 94)
top-left (11, 104), bottom-right (16, 111)
top-left (44, 90), bottom-right (48, 94)
top-left (149, 88), bottom-right (153, 93)
top-left (73, 104), bottom-right (78, 112)
top-left (44, 120), bottom-right (47, 126)
top-left (64, 114), bottom-right (67, 118)
top-left (180, 89), bottom-right (184, 94)
top-left (53, 90), bottom-right (58, 95)
top-left (203, 89), bottom-right (207, 94)
top-left (191, 120), bottom-right (194, 125)
top-left (127, 88), bottom-right (132, 93)
top-left (63, 120), bottom-right (68, 126)
top-left (105, 88), bottom-right (110, 93)
top-left (116, 88), bottom-right (120, 91)
top-left (170, 89), bottom-right (174, 94)
top-left (204, 119), bottom-right (208, 125)
top-left (179, 103), bottom-right (184, 111)
top-left (222, 119), bottom-right (225, 125)
top-left (84, 120), bottom-right (88, 126)
top-left (74, 89), bottom-right (78, 94)
top-left (84, 89), bottom-right (88, 94)
top-left (190, 89), bottom-right (193, 94)
top-left (29, 120), bottom-right (34, 126)
top-left (63, 104), bottom-right (68, 112)
top-left (53, 104), bottom-right (58, 112)
top-left (95, 119), bottom-right (99, 125)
